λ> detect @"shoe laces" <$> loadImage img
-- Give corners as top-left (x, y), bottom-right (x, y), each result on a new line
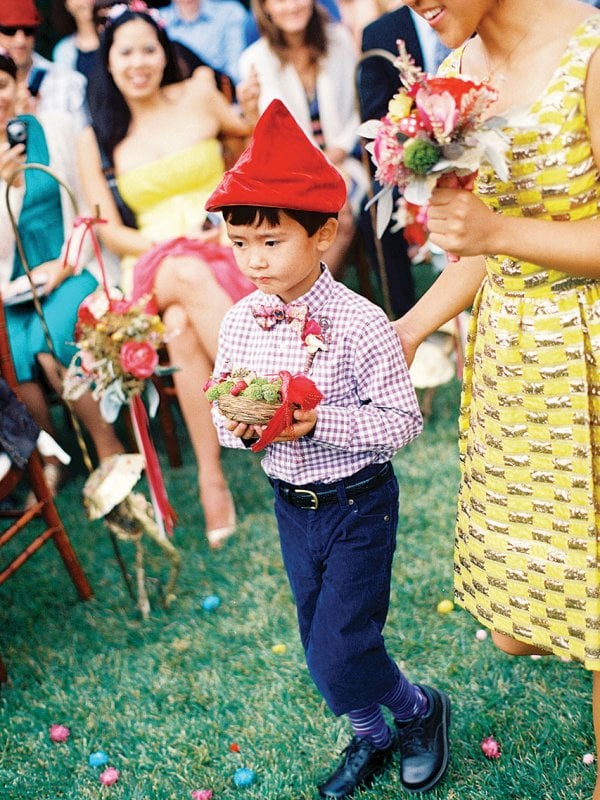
top-left (342, 736), bottom-right (377, 770)
top-left (396, 717), bottom-right (430, 756)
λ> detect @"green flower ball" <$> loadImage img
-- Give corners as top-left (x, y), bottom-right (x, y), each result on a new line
top-left (242, 383), bottom-right (264, 401)
top-left (205, 385), bottom-right (220, 402)
top-left (403, 138), bottom-right (441, 175)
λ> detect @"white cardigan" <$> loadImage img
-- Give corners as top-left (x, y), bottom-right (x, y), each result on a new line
top-left (0, 113), bottom-right (119, 290)
top-left (239, 23), bottom-right (361, 158)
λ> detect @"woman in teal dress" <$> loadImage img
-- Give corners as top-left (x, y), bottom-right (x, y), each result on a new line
top-left (0, 49), bottom-right (123, 485)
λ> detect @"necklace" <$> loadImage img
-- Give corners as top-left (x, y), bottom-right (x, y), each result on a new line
top-left (480, 1), bottom-right (542, 84)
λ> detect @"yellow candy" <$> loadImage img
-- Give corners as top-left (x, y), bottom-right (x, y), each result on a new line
top-left (436, 599), bottom-right (454, 614)
top-left (271, 643), bottom-right (287, 655)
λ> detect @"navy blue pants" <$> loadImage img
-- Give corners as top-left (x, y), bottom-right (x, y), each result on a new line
top-left (272, 463), bottom-right (401, 716)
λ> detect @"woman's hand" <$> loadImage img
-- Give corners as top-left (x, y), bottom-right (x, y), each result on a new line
top-left (236, 65), bottom-right (261, 125)
top-left (427, 176), bottom-right (500, 259)
top-left (32, 259), bottom-right (71, 294)
top-left (393, 317), bottom-right (421, 368)
top-left (0, 142), bottom-right (26, 188)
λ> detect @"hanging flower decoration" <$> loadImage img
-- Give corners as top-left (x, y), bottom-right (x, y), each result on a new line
top-left (358, 40), bottom-right (508, 238)
top-left (63, 288), bottom-right (174, 423)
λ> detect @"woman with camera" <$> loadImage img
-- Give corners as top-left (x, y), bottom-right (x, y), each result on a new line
top-left (0, 48), bottom-right (124, 493)
top-left (78, 3), bottom-right (254, 548)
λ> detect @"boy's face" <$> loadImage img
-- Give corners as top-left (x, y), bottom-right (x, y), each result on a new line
top-left (226, 212), bottom-right (338, 303)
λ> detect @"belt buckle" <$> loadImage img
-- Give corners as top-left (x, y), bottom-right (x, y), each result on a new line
top-left (294, 489), bottom-right (319, 510)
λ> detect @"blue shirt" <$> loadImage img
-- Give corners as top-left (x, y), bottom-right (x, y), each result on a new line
top-left (159, 0), bottom-right (249, 83)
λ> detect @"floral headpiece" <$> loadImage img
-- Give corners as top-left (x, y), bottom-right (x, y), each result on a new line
top-left (107, 0), bottom-right (163, 27)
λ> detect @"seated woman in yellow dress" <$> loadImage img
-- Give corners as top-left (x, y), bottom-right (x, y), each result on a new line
top-left (78, 3), bottom-right (254, 548)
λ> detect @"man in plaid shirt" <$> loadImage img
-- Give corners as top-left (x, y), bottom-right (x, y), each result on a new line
top-left (206, 100), bottom-right (451, 799)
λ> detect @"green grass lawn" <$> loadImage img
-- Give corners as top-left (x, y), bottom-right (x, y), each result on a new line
top-left (0, 309), bottom-right (596, 799)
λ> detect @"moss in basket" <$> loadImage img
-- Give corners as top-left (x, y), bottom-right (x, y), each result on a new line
top-left (242, 383), bottom-right (265, 401)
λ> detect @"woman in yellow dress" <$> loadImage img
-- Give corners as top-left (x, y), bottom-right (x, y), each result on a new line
top-left (78, 3), bottom-right (254, 547)
top-left (396, 0), bottom-right (600, 795)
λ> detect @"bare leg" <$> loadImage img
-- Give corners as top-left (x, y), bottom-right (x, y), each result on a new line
top-left (593, 673), bottom-right (600, 799)
top-left (162, 303), bottom-right (235, 541)
top-left (491, 630), bottom-right (550, 656)
top-left (37, 353), bottom-right (124, 462)
top-left (16, 380), bottom-right (57, 434)
top-left (153, 256), bottom-right (232, 359)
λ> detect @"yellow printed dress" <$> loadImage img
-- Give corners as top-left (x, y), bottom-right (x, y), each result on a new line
top-left (453, 15), bottom-right (600, 670)
top-left (116, 139), bottom-right (253, 304)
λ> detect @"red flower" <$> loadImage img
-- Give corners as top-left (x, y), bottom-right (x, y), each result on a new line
top-left (302, 319), bottom-right (322, 338)
top-left (119, 340), bottom-right (158, 379)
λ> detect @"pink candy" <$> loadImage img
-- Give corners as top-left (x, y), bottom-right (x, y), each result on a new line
top-left (481, 736), bottom-right (501, 759)
top-left (49, 724), bottom-right (70, 743)
top-left (191, 791), bottom-right (213, 800)
top-left (99, 767), bottom-right (120, 786)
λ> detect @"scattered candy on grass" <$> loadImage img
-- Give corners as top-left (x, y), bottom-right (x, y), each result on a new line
top-left (436, 599), bottom-right (454, 614)
top-left (583, 753), bottom-right (595, 766)
top-left (229, 742), bottom-right (241, 753)
top-left (233, 767), bottom-right (255, 787)
top-left (481, 736), bottom-right (501, 759)
top-left (99, 767), bottom-right (120, 786)
top-left (192, 790), bottom-right (213, 800)
top-left (271, 643), bottom-right (287, 655)
top-left (530, 654), bottom-right (542, 660)
top-left (88, 750), bottom-right (109, 767)
top-left (202, 595), bottom-right (221, 611)
top-left (475, 629), bottom-right (488, 641)
top-left (49, 724), bottom-right (70, 743)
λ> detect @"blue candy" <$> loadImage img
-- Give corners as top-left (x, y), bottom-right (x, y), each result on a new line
top-left (233, 767), bottom-right (255, 787)
top-left (88, 750), bottom-right (109, 767)
top-left (202, 595), bottom-right (221, 611)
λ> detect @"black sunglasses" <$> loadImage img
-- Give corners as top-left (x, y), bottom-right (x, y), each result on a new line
top-left (0, 25), bottom-right (38, 37)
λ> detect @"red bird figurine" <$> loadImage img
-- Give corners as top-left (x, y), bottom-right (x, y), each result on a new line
top-left (251, 371), bottom-right (324, 452)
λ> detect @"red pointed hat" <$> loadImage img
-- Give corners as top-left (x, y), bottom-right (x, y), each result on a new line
top-left (206, 99), bottom-right (346, 213)
top-left (0, 0), bottom-right (41, 26)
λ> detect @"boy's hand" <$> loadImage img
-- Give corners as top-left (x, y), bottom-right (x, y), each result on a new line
top-left (263, 408), bottom-right (318, 444)
top-left (224, 418), bottom-right (262, 440)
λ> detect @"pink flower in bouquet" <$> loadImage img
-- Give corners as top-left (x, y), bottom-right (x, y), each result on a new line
top-left (119, 340), bottom-right (159, 379)
top-left (109, 298), bottom-right (134, 314)
top-left (49, 723), bottom-right (70, 742)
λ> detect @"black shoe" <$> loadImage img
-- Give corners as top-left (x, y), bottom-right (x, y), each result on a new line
top-left (318, 735), bottom-right (393, 799)
top-left (394, 684), bottom-right (451, 793)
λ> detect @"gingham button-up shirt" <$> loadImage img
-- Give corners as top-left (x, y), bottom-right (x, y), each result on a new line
top-left (213, 267), bottom-right (422, 485)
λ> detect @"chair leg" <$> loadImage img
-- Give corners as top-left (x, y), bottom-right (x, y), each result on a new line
top-left (0, 654), bottom-right (7, 684)
top-left (26, 452), bottom-right (93, 601)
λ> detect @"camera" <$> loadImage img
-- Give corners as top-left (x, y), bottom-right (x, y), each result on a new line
top-left (7, 118), bottom-right (28, 152)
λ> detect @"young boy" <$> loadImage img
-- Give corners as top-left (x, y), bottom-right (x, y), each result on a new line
top-left (205, 100), bottom-right (451, 798)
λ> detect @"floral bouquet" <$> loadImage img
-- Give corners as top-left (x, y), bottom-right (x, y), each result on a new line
top-left (63, 288), bottom-right (174, 423)
top-left (358, 40), bottom-right (508, 238)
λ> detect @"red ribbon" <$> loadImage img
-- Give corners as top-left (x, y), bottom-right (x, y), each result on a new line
top-left (62, 214), bottom-right (112, 302)
top-left (130, 394), bottom-right (177, 535)
top-left (251, 371), bottom-right (324, 453)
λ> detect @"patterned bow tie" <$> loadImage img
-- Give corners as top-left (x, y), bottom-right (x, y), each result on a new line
top-left (251, 302), bottom-right (308, 335)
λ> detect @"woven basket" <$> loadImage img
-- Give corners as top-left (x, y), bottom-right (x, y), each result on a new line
top-left (217, 394), bottom-right (281, 425)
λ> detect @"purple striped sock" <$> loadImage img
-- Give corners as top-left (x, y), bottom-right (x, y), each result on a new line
top-left (379, 675), bottom-right (428, 722)
top-left (346, 704), bottom-right (392, 749)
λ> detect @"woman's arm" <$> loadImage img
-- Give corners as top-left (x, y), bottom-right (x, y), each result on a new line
top-left (426, 50), bottom-right (600, 277)
top-left (76, 126), bottom-right (153, 259)
top-left (394, 255), bottom-right (486, 366)
top-left (189, 68), bottom-right (254, 137)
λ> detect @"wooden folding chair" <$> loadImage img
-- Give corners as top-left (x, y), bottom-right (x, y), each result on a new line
top-left (0, 293), bottom-right (92, 684)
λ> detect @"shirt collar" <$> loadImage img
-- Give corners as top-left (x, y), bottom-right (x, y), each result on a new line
top-left (254, 264), bottom-right (334, 320)
top-left (168, 2), bottom-right (212, 25)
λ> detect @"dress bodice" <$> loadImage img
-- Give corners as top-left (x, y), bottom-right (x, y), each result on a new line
top-left (447, 15), bottom-right (600, 296)
top-left (117, 139), bottom-right (225, 244)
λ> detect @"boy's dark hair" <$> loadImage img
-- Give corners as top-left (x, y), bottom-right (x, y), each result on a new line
top-left (220, 206), bottom-right (337, 236)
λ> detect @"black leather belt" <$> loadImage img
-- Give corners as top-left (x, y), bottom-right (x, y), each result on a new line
top-left (274, 462), bottom-right (393, 510)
